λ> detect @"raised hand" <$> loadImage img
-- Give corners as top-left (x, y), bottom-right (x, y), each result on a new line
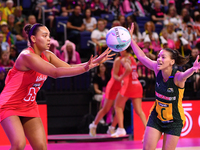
top-left (193, 55), bottom-right (200, 72)
top-left (93, 47), bottom-right (115, 64)
top-left (128, 23), bottom-right (134, 38)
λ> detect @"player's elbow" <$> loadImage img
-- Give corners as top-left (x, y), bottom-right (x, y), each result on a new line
top-left (50, 69), bottom-right (60, 79)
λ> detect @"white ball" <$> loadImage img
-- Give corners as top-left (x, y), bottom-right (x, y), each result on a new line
top-left (106, 26), bottom-right (131, 52)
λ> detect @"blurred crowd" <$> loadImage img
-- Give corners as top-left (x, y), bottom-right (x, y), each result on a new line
top-left (0, 0), bottom-right (200, 97)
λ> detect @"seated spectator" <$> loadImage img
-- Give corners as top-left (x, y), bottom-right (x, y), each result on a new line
top-left (160, 28), bottom-right (175, 49)
top-left (193, 0), bottom-right (200, 20)
top-left (166, 22), bottom-right (178, 42)
top-left (13, 6), bottom-right (26, 35)
top-left (7, 14), bottom-right (24, 41)
top-left (41, 0), bottom-right (60, 32)
top-left (108, 0), bottom-right (123, 20)
top-left (111, 20), bottom-right (121, 27)
top-left (32, 0), bottom-right (46, 22)
top-left (0, 32), bottom-right (9, 54)
top-left (92, 63), bottom-right (110, 102)
top-left (122, 0), bottom-right (145, 17)
top-left (118, 15), bottom-right (126, 28)
top-left (0, 50), bottom-right (14, 72)
top-left (90, 0), bottom-right (106, 16)
top-left (132, 21), bottom-right (142, 43)
top-left (183, 22), bottom-right (197, 47)
top-left (77, 0), bottom-right (90, 13)
top-left (67, 5), bottom-right (85, 47)
top-left (91, 18), bottom-right (108, 55)
top-left (22, 15), bottom-right (37, 40)
top-left (142, 21), bottom-right (160, 49)
top-left (180, 8), bottom-right (194, 30)
top-left (175, 33), bottom-right (191, 57)
top-left (61, 0), bottom-right (76, 17)
top-left (187, 47), bottom-right (200, 92)
top-left (142, 36), bottom-right (156, 60)
top-left (1, 0), bottom-right (15, 22)
top-left (0, 67), bottom-right (6, 93)
top-left (164, 6), bottom-right (181, 30)
top-left (126, 15), bottom-right (135, 29)
top-left (151, 0), bottom-right (165, 25)
top-left (182, 0), bottom-right (192, 15)
top-left (60, 40), bottom-right (81, 64)
top-left (140, 0), bottom-right (151, 16)
top-left (92, 62), bottom-right (111, 123)
top-left (9, 44), bottom-right (18, 62)
top-left (49, 38), bottom-right (61, 59)
top-left (0, 21), bottom-right (16, 45)
top-left (83, 8), bottom-right (97, 32)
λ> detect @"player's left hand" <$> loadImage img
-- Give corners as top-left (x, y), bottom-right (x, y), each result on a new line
top-left (93, 48), bottom-right (115, 64)
top-left (193, 55), bottom-right (200, 72)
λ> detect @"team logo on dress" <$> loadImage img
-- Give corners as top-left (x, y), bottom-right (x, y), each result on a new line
top-left (36, 75), bottom-right (47, 82)
top-left (156, 82), bottom-right (160, 87)
top-left (167, 88), bottom-right (174, 93)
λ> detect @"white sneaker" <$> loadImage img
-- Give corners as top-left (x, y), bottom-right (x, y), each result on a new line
top-left (89, 122), bottom-right (97, 137)
top-left (107, 126), bottom-right (115, 135)
top-left (111, 128), bottom-right (126, 137)
top-left (99, 118), bottom-right (105, 124)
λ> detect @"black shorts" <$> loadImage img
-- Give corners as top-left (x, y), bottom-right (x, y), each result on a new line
top-left (147, 111), bottom-right (183, 136)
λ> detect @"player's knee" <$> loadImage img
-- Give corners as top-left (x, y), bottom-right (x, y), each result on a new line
top-left (11, 139), bottom-right (26, 150)
top-left (33, 141), bottom-right (47, 150)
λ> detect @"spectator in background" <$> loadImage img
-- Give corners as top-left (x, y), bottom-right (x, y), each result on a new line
top-left (0, 33), bottom-right (9, 54)
top-left (166, 22), bottom-right (178, 42)
top-left (67, 5), bottom-right (85, 48)
top-left (60, 40), bottom-right (81, 64)
top-left (9, 44), bottom-right (18, 62)
top-left (140, 0), bottom-right (151, 16)
top-left (182, 0), bottom-right (192, 15)
top-left (160, 28), bottom-right (175, 49)
top-left (0, 50), bottom-right (14, 73)
top-left (183, 22), bottom-right (197, 47)
top-left (111, 20), bottom-right (121, 27)
top-left (187, 47), bottom-right (200, 92)
top-left (22, 15), bottom-right (37, 40)
top-left (49, 38), bottom-right (61, 59)
top-left (61, 0), bottom-right (76, 17)
top-left (32, 0), bottom-right (46, 21)
top-left (41, 0), bottom-right (60, 32)
top-left (91, 18), bottom-right (108, 55)
top-left (90, 0), bottom-right (106, 16)
top-left (77, 0), bottom-right (90, 13)
top-left (7, 14), bottom-right (24, 41)
top-left (0, 67), bottom-right (6, 93)
top-left (118, 15), bottom-right (126, 28)
top-left (175, 34), bottom-right (191, 57)
top-left (126, 15), bottom-right (135, 29)
top-left (1, 0), bottom-right (15, 22)
top-left (164, 6), bottom-right (181, 30)
top-left (108, 0), bottom-right (123, 20)
top-left (132, 22), bottom-right (142, 43)
top-left (13, 6), bottom-right (26, 35)
top-left (142, 21), bottom-right (160, 49)
top-left (0, 21), bottom-right (16, 46)
top-left (92, 63), bottom-right (110, 105)
top-left (193, 14), bottom-right (200, 38)
top-left (151, 0), bottom-right (165, 25)
top-left (83, 8), bottom-right (97, 32)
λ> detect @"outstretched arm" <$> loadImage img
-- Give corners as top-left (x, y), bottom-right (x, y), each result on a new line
top-left (129, 23), bottom-right (157, 72)
top-left (175, 55), bottom-right (200, 87)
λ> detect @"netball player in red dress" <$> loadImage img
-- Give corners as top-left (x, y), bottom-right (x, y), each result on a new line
top-left (111, 47), bottom-right (147, 137)
top-left (0, 23), bottom-right (113, 150)
top-left (89, 53), bottom-right (132, 137)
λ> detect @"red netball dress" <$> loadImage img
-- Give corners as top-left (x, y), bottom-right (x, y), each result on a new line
top-left (120, 56), bottom-right (143, 98)
top-left (0, 47), bottom-right (48, 122)
top-left (105, 57), bottom-right (124, 100)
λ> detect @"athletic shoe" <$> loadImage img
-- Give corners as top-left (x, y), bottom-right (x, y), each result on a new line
top-left (89, 122), bottom-right (97, 137)
top-left (107, 126), bottom-right (115, 135)
top-left (111, 128), bottom-right (126, 137)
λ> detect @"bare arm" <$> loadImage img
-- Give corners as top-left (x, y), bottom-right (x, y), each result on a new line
top-left (15, 50), bottom-right (98, 79)
top-left (175, 56), bottom-right (200, 88)
top-left (93, 83), bottom-right (102, 94)
top-left (129, 23), bottom-right (157, 72)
